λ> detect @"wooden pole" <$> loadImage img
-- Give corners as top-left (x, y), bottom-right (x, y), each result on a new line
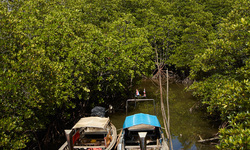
top-left (167, 69), bottom-right (170, 127)
top-left (155, 45), bottom-right (169, 139)
top-left (166, 69), bottom-right (173, 150)
top-left (114, 130), bottom-right (123, 149)
top-left (159, 67), bottom-right (169, 139)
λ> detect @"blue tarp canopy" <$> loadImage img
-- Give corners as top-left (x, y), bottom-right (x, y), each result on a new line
top-left (123, 113), bottom-right (161, 129)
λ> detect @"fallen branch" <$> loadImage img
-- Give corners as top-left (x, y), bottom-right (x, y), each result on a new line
top-left (198, 136), bottom-right (219, 143)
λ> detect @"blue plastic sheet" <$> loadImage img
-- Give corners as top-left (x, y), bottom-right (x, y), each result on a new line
top-left (123, 113), bottom-right (161, 129)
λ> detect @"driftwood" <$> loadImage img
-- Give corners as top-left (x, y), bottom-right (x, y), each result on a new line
top-left (198, 135), bottom-right (219, 143)
top-left (198, 122), bottom-right (228, 144)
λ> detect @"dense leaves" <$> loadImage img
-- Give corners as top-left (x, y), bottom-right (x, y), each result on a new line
top-left (0, 0), bottom-right (154, 148)
top-left (167, 0), bottom-right (213, 70)
top-left (189, 0), bottom-right (250, 149)
top-left (1, 1), bottom-right (90, 149)
top-left (1, 0), bottom-right (249, 149)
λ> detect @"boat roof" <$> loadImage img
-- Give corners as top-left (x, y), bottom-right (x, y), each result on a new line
top-left (123, 113), bottom-right (161, 129)
top-left (72, 117), bottom-right (110, 129)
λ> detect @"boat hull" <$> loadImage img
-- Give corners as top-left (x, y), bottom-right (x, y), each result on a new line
top-left (59, 123), bottom-right (117, 150)
top-left (117, 113), bottom-right (169, 150)
top-left (117, 127), bottom-right (169, 150)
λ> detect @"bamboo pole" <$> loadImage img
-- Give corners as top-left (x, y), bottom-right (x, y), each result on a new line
top-left (166, 69), bottom-right (173, 150)
top-left (155, 45), bottom-right (170, 139)
top-left (159, 67), bottom-right (169, 139)
top-left (114, 130), bottom-right (123, 149)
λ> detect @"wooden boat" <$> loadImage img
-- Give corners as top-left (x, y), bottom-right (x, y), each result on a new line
top-left (59, 116), bottom-right (117, 150)
top-left (117, 99), bottom-right (169, 150)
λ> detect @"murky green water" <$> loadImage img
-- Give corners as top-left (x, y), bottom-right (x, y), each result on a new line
top-left (110, 79), bottom-right (218, 150)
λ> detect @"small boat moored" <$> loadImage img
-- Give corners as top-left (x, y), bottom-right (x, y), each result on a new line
top-left (117, 99), bottom-right (169, 150)
top-left (59, 108), bottom-right (117, 150)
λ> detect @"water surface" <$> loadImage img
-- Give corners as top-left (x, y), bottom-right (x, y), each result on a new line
top-left (110, 79), bottom-right (218, 150)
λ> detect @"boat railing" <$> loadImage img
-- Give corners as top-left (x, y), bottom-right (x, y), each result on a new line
top-left (126, 99), bottom-right (156, 116)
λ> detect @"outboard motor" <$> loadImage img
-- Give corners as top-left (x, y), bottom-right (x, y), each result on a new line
top-left (138, 132), bottom-right (147, 150)
top-left (91, 106), bottom-right (106, 117)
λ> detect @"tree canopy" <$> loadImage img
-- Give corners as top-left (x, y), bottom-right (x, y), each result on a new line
top-left (0, 0), bottom-right (249, 149)
top-left (189, 0), bottom-right (250, 149)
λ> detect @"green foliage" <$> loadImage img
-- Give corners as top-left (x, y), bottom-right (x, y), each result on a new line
top-left (201, 0), bottom-right (234, 26)
top-left (0, 0), bottom-right (154, 148)
top-left (190, 75), bottom-right (249, 119)
top-left (167, 0), bottom-right (214, 69)
top-left (1, 0), bottom-right (249, 149)
top-left (0, 0), bottom-right (91, 148)
top-left (189, 0), bottom-right (250, 149)
top-left (217, 112), bottom-right (250, 150)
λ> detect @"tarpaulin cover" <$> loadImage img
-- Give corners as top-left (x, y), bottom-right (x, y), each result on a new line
top-left (72, 117), bottom-right (109, 129)
top-left (123, 113), bottom-right (161, 129)
top-left (91, 106), bottom-right (106, 117)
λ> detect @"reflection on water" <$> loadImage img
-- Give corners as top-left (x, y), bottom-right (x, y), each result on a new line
top-left (110, 79), bottom-right (218, 150)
